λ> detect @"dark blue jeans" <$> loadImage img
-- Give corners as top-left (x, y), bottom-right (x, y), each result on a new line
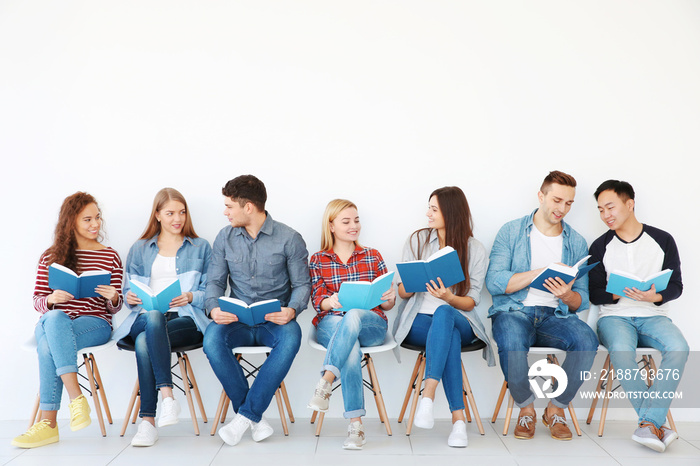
top-left (128, 311), bottom-right (202, 418)
top-left (404, 306), bottom-right (478, 412)
top-left (203, 320), bottom-right (301, 423)
top-left (491, 306), bottom-right (598, 408)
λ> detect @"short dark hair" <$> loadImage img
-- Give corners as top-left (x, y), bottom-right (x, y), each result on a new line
top-left (594, 179), bottom-right (635, 202)
top-left (222, 175), bottom-right (267, 212)
top-left (540, 170), bottom-right (577, 194)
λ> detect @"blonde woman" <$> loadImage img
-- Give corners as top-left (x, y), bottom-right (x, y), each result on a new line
top-left (116, 188), bottom-right (211, 447)
top-left (307, 199), bottom-right (396, 450)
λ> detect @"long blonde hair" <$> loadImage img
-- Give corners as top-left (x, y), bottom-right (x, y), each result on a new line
top-left (320, 199), bottom-right (361, 251)
top-left (140, 188), bottom-right (199, 240)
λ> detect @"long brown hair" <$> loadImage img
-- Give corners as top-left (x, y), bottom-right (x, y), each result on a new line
top-left (45, 192), bottom-right (102, 273)
top-left (409, 186), bottom-right (473, 296)
top-left (140, 187), bottom-right (199, 240)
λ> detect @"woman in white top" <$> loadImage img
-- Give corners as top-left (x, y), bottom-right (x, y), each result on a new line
top-left (393, 186), bottom-right (494, 448)
top-left (118, 188), bottom-right (211, 447)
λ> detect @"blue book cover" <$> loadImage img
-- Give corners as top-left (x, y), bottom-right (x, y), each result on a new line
top-left (48, 263), bottom-right (111, 299)
top-left (530, 256), bottom-right (599, 293)
top-left (130, 279), bottom-right (182, 313)
top-left (218, 297), bottom-right (282, 326)
top-left (606, 269), bottom-right (672, 298)
top-left (396, 247), bottom-right (465, 293)
top-left (338, 271), bottom-right (394, 311)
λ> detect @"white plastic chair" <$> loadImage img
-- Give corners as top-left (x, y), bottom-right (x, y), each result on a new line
top-left (307, 325), bottom-right (396, 436)
top-left (24, 336), bottom-right (117, 437)
top-left (209, 345), bottom-right (295, 436)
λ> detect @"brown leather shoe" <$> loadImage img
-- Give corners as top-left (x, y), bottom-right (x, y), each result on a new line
top-left (513, 413), bottom-right (536, 439)
top-left (542, 410), bottom-right (572, 440)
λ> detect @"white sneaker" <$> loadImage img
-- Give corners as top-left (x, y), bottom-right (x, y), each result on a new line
top-left (251, 417), bottom-right (274, 442)
top-left (342, 421), bottom-right (366, 450)
top-left (158, 397), bottom-right (181, 427)
top-left (219, 413), bottom-right (251, 446)
top-left (307, 378), bottom-right (332, 412)
top-left (131, 420), bottom-right (158, 447)
top-left (448, 420), bottom-right (468, 448)
top-left (414, 398), bottom-right (434, 429)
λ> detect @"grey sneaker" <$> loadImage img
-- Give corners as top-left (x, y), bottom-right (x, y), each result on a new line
top-left (632, 422), bottom-right (665, 452)
top-left (342, 421), bottom-right (366, 450)
top-left (307, 378), bottom-right (332, 412)
top-left (661, 425), bottom-right (679, 448)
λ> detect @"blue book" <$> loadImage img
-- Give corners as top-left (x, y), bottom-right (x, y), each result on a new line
top-left (130, 279), bottom-right (182, 313)
top-left (48, 263), bottom-right (111, 299)
top-left (606, 269), bottom-right (672, 298)
top-left (396, 247), bottom-right (466, 293)
top-left (530, 256), bottom-right (599, 293)
top-left (218, 297), bottom-right (282, 326)
top-left (338, 271), bottom-right (394, 311)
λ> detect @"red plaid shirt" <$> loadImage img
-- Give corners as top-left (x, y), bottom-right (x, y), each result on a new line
top-left (309, 246), bottom-right (389, 326)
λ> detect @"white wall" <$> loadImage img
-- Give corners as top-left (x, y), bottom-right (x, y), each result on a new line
top-left (1, 1), bottom-right (699, 423)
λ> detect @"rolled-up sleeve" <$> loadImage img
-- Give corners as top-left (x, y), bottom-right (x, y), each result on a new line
top-left (285, 232), bottom-right (311, 315)
top-left (205, 230), bottom-right (230, 314)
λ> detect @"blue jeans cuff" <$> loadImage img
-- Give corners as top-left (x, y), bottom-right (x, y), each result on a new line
top-left (55, 365), bottom-right (77, 377)
top-left (344, 408), bottom-right (366, 419)
top-left (550, 398), bottom-right (568, 410)
top-left (322, 364), bottom-right (340, 380)
top-left (514, 394), bottom-right (536, 409)
top-left (39, 402), bottom-right (61, 411)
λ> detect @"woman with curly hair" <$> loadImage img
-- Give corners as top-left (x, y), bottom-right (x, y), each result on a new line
top-left (12, 192), bottom-right (123, 449)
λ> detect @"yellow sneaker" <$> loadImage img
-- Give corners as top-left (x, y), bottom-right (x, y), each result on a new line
top-left (68, 394), bottom-right (91, 431)
top-left (11, 420), bottom-right (59, 448)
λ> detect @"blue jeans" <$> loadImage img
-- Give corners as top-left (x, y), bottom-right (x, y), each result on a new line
top-left (403, 306), bottom-right (478, 412)
top-left (35, 310), bottom-right (112, 411)
top-left (491, 306), bottom-right (598, 409)
top-left (127, 311), bottom-right (202, 418)
top-left (316, 309), bottom-right (387, 419)
top-left (203, 320), bottom-right (301, 423)
top-left (597, 315), bottom-right (689, 429)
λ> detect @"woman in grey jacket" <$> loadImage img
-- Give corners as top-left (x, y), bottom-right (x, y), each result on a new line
top-left (392, 186), bottom-right (494, 448)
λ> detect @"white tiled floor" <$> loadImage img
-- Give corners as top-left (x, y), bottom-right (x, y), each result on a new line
top-left (1, 417), bottom-right (699, 466)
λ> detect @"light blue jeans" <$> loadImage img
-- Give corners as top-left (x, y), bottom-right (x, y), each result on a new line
top-left (491, 306), bottom-right (598, 409)
top-left (316, 309), bottom-right (387, 419)
top-left (203, 320), bottom-right (301, 423)
top-left (597, 315), bottom-right (689, 429)
top-left (35, 310), bottom-right (112, 411)
top-left (403, 306), bottom-right (478, 412)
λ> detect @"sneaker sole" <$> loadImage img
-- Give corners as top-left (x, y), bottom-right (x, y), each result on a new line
top-left (11, 436), bottom-right (59, 449)
top-left (157, 417), bottom-right (180, 428)
top-left (70, 418), bottom-right (91, 432)
top-left (632, 435), bottom-right (665, 452)
top-left (131, 439), bottom-right (158, 447)
top-left (342, 442), bottom-right (366, 450)
top-left (307, 403), bottom-right (329, 413)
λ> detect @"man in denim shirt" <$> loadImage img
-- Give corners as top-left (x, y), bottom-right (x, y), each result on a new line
top-left (486, 171), bottom-right (597, 441)
top-left (203, 175), bottom-right (311, 446)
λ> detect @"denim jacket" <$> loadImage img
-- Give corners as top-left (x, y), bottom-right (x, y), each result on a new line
top-left (112, 235), bottom-right (212, 341)
top-left (485, 209), bottom-right (589, 318)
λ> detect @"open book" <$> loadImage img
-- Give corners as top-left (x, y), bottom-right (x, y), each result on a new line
top-left (396, 246), bottom-right (465, 293)
top-left (606, 269), bottom-right (672, 298)
top-left (218, 297), bottom-right (282, 326)
top-left (48, 263), bottom-right (111, 299)
top-left (338, 271), bottom-right (394, 311)
top-left (530, 256), bottom-right (599, 293)
top-left (130, 279), bottom-right (182, 313)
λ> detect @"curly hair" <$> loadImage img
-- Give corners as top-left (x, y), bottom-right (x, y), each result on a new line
top-left (44, 192), bottom-right (101, 273)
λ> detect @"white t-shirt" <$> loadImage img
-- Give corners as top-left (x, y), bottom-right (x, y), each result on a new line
top-left (147, 254), bottom-right (178, 313)
top-left (523, 226), bottom-right (562, 308)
